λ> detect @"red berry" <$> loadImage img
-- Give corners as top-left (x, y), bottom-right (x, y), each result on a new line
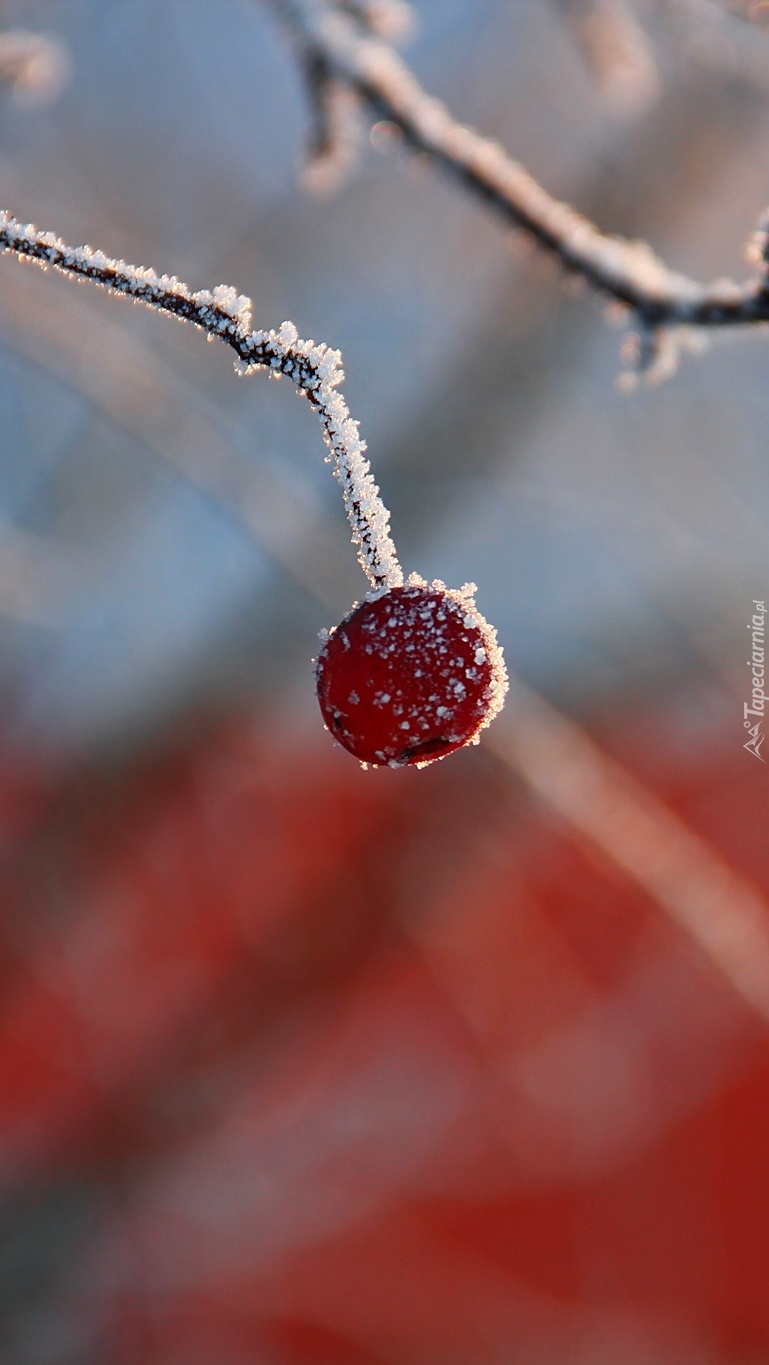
top-left (315, 576), bottom-right (508, 767)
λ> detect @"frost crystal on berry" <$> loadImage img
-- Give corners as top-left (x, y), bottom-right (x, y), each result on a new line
top-left (315, 576), bottom-right (508, 767)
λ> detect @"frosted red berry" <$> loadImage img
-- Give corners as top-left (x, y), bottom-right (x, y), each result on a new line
top-left (315, 577), bottom-right (508, 767)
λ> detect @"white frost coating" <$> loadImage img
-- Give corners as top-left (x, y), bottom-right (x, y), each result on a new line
top-left (210, 284), bottom-right (253, 325)
top-left (0, 211), bottom-right (403, 591)
top-left (271, 0), bottom-right (769, 351)
top-left (244, 319), bottom-right (403, 587)
top-left (404, 573), bottom-right (509, 747)
top-left (278, 0), bottom-right (702, 309)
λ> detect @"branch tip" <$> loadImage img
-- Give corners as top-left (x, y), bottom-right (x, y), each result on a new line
top-left (0, 210), bottom-right (402, 593)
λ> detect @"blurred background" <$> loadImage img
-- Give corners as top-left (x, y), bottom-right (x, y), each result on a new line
top-left (1, 0), bottom-right (769, 1360)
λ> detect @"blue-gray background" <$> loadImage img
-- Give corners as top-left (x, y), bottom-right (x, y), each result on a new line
top-left (0, 0), bottom-right (766, 757)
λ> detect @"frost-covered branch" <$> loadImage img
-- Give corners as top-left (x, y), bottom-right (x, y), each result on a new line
top-left (0, 211), bottom-right (402, 591)
top-left (298, 45), bottom-right (362, 192)
top-left (268, 0), bottom-right (769, 364)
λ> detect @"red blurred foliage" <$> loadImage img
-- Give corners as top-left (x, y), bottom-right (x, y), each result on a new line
top-left (0, 699), bottom-right (768, 1364)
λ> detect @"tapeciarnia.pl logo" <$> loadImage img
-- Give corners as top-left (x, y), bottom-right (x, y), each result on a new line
top-left (744, 599), bottom-right (766, 762)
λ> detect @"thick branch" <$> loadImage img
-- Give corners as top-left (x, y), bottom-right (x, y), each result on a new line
top-left (0, 211), bottom-right (403, 592)
top-left (269, 0), bottom-right (769, 334)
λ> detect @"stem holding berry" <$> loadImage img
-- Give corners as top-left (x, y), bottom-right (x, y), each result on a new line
top-left (0, 211), bottom-right (402, 591)
top-left (0, 211), bottom-right (507, 766)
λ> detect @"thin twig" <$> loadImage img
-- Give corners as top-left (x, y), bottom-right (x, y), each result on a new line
top-left (267, 0), bottom-right (769, 344)
top-left (0, 211), bottom-right (403, 591)
top-left (0, 254), bottom-right (355, 609)
top-left (299, 47), bottom-right (362, 192)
